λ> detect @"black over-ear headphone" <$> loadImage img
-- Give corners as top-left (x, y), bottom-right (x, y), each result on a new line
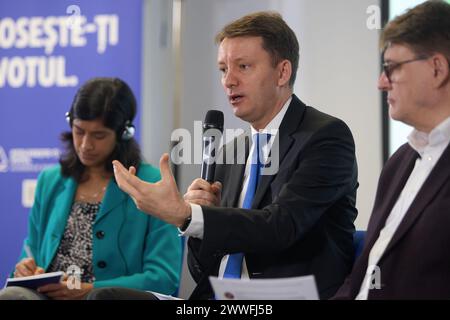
top-left (65, 112), bottom-right (71, 124)
top-left (65, 112), bottom-right (135, 141)
top-left (121, 121), bottom-right (135, 140)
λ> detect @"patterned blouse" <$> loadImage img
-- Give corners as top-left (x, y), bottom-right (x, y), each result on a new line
top-left (47, 201), bottom-right (99, 283)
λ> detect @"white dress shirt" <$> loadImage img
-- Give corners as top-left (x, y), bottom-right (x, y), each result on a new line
top-left (181, 96), bottom-right (292, 279)
top-left (356, 116), bottom-right (450, 300)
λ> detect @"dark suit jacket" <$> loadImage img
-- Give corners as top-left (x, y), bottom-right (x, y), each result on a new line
top-left (188, 95), bottom-right (358, 300)
top-left (334, 141), bottom-right (450, 299)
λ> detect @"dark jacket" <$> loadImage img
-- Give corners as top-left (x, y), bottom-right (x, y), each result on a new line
top-left (188, 95), bottom-right (358, 300)
top-left (334, 142), bottom-right (450, 299)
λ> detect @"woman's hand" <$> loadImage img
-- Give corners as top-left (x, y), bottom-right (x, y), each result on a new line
top-left (14, 258), bottom-right (45, 277)
top-left (37, 281), bottom-right (93, 300)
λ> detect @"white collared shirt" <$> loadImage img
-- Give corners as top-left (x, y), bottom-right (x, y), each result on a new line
top-left (181, 96), bottom-right (292, 279)
top-left (356, 116), bottom-right (450, 300)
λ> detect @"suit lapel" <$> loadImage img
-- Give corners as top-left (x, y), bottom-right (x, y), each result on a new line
top-left (42, 177), bottom-right (76, 266)
top-left (382, 143), bottom-right (450, 257)
top-left (345, 145), bottom-right (419, 297)
top-left (95, 179), bottom-right (126, 223)
top-left (225, 134), bottom-right (249, 207)
top-left (251, 95), bottom-right (305, 208)
top-left (50, 178), bottom-right (77, 238)
top-left (365, 147), bottom-right (419, 248)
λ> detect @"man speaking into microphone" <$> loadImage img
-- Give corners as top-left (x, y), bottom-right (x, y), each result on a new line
top-left (109, 12), bottom-right (358, 300)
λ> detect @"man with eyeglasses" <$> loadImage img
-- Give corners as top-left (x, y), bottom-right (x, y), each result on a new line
top-left (334, 0), bottom-right (450, 300)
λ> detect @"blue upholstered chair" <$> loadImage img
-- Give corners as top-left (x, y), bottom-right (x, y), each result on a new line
top-left (353, 230), bottom-right (366, 262)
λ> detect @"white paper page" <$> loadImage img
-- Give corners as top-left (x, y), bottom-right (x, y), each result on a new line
top-left (147, 291), bottom-right (184, 300)
top-left (209, 275), bottom-right (319, 300)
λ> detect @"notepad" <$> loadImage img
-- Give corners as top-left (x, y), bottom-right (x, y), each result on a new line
top-left (5, 271), bottom-right (64, 290)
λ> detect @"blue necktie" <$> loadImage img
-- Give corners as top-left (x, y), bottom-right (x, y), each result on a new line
top-left (223, 133), bottom-right (271, 279)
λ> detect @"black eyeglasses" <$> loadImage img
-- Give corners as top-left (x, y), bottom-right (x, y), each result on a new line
top-left (382, 56), bottom-right (429, 83)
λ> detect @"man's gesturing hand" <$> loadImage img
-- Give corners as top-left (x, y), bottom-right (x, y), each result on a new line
top-left (112, 153), bottom-right (191, 227)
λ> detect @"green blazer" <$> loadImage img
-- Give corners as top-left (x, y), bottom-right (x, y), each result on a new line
top-left (18, 164), bottom-right (182, 295)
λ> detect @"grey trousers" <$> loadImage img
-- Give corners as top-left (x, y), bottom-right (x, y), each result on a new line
top-left (87, 287), bottom-right (158, 300)
top-left (0, 286), bottom-right (48, 300)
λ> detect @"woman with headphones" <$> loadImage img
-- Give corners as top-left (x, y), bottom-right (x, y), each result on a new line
top-left (0, 77), bottom-right (182, 300)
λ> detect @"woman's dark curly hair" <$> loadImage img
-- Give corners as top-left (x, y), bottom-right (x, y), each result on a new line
top-left (60, 77), bottom-right (142, 182)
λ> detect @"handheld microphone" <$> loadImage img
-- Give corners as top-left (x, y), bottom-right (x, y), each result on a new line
top-left (201, 110), bottom-right (224, 183)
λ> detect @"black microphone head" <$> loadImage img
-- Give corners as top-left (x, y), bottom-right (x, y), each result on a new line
top-left (203, 110), bottom-right (224, 133)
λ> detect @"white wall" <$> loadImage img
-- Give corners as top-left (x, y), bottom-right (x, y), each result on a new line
top-left (142, 0), bottom-right (383, 298)
top-left (141, 0), bottom-right (175, 166)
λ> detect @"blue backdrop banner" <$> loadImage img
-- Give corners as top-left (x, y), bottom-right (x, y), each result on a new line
top-left (0, 0), bottom-right (143, 285)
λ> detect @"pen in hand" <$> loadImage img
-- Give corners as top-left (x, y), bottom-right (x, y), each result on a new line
top-left (24, 244), bottom-right (34, 260)
top-left (22, 244), bottom-right (45, 275)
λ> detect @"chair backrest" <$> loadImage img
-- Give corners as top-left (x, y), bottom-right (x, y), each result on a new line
top-left (353, 230), bottom-right (366, 262)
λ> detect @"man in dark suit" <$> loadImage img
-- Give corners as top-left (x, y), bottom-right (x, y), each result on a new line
top-left (111, 11), bottom-right (358, 300)
top-left (334, 1), bottom-right (450, 300)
